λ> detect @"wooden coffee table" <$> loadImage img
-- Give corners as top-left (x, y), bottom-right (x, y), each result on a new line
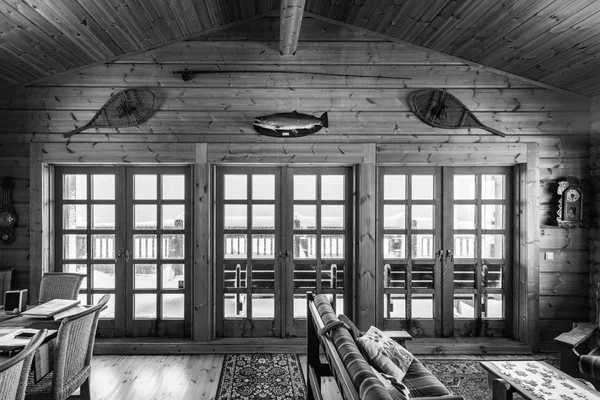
top-left (480, 360), bottom-right (600, 400)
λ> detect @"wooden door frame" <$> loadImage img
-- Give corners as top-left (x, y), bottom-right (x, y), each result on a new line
top-left (30, 142), bottom-right (539, 349)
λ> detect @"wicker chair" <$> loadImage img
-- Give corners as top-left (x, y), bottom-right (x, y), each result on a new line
top-left (0, 267), bottom-right (14, 305)
top-left (25, 294), bottom-right (109, 400)
top-left (38, 273), bottom-right (85, 303)
top-left (0, 329), bottom-right (47, 400)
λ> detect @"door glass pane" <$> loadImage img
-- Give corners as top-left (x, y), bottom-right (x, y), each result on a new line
top-left (252, 234), bottom-right (275, 258)
top-left (412, 264), bottom-right (434, 289)
top-left (322, 263), bottom-right (343, 289)
top-left (321, 235), bottom-right (344, 259)
top-left (224, 234), bottom-right (247, 259)
top-left (63, 264), bottom-right (87, 289)
top-left (383, 235), bottom-right (405, 258)
top-left (482, 235), bottom-right (504, 258)
top-left (63, 175), bottom-right (86, 200)
top-left (383, 263), bottom-right (405, 288)
top-left (162, 294), bottom-right (184, 319)
top-left (134, 264), bottom-right (157, 289)
top-left (412, 175), bottom-right (433, 199)
top-left (253, 175), bottom-right (274, 200)
top-left (412, 294), bottom-right (433, 318)
top-left (482, 175), bottom-right (504, 199)
top-left (454, 175), bottom-right (475, 200)
top-left (224, 205), bottom-right (247, 229)
top-left (162, 175), bottom-right (185, 200)
top-left (454, 205), bottom-right (475, 229)
top-left (484, 264), bottom-right (503, 288)
top-left (134, 294), bottom-right (156, 319)
top-left (322, 175), bottom-right (344, 200)
top-left (134, 175), bottom-right (157, 200)
top-left (482, 205), bottom-right (504, 229)
top-left (134, 205), bottom-right (157, 230)
top-left (63, 205), bottom-right (87, 229)
top-left (412, 205), bottom-right (433, 229)
top-left (252, 294), bottom-right (274, 318)
top-left (92, 234), bottom-right (114, 259)
top-left (63, 234), bottom-right (87, 259)
top-left (252, 263), bottom-right (274, 289)
top-left (294, 294), bottom-right (307, 318)
top-left (483, 294), bottom-right (503, 318)
top-left (224, 263), bottom-right (246, 288)
top-left (92, 205), bottom-right (114, 229)
top-left (294, 263), bottom-right (316, 289)
top-left (411, 234), bottom-right (433, 259)
top-left (322, 205), bottom-right (344, 229)
top-left (162, 234), bottom-right (184, 259)
top-left (454, 264), bottom-right (475, 288)
top-left (454, 234), bottom-right (475, 258)
top-left (384, 294), bottom-right (405, 318)
top-left (94, 293), bottom-right (114, 319)
top-left (294, 205), bottom-right (316, 229)
top-left (294, 234), bottom-right (317, 259)
top-left (92, 175), bottom-right (115, 200)
top-left (224, 294), bottom-right (246, 317)
top-left (454, 295), bottom-right (475, 318)
top-left (162, 264), bottom-right (184, 289)
top-left (134, 234), bottom-right (157, 259)
top-left (384, 205), bottom-right (405, 229)
top-left (225, 175), bottom-right (247, 200)
top-left (93, 264), bottom-right (115, 289)
top-left (162, 205), bottom-right (184, 229)
top-left (384, 175), bottom-right (405, 200)
top-left (294, 175), bottom-right (316, 200)
top-left (252, 205), bottom-right (274, 229)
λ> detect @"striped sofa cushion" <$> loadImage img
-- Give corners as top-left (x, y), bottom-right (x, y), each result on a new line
top-left (403, 357), bottom-right (452, 397)
top-left (314, 295), bottom-right (393, 400)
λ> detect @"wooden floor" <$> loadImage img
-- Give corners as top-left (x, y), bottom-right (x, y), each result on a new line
top-left (85, 354), bottom-right (342, 400)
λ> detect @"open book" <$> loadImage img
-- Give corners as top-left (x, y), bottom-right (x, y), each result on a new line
top-left (22, 299), bottom-right (81, 319)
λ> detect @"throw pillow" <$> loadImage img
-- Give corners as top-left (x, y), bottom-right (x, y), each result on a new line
top-left (357, 325), bottom-right (414, 381)
top-left (370, 367), bottom-right (410, 400)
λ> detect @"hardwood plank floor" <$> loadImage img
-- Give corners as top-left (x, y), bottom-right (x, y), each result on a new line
top-left (86, 354), bottom-right (342, 400)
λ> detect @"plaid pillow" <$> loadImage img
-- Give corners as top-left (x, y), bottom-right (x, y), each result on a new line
top-left (357, 326), bottom-right (414, 381)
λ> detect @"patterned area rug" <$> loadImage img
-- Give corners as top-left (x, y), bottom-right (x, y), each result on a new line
top-left (421, 353), bottom-right (560, 400)
top-left (216, 353), bottom-right (307, 400)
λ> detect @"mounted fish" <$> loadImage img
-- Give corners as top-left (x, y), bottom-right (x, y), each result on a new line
top-left (253, 111), bottom-right (328, 138)
top-left (411, 89), bottom-right (506, 137)
top-left (64, 88), bottom-right (156, 138)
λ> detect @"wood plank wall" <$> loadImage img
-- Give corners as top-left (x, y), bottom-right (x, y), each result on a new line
top-left (0, 16), bottom-right (592, 349)
top-left (591, 97), bottom-right (600, 322)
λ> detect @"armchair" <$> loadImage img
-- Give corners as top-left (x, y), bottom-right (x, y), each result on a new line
top-left (554, 283), bottom-right (600, 387)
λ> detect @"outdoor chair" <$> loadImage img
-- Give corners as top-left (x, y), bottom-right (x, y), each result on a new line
top-left (24, 294), bottom-right (109, 400)
top-left (38, 273), bottom-right (85, 303)
top-left (555, 282), bottom-right (600, 389)
top-left (0, 267), bottom-right (14, 305)
top-left (0, 329), bottom-right (47, 400)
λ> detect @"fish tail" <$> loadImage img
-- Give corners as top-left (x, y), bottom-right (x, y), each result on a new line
top-left (320, 112), bottom-right (329, 128)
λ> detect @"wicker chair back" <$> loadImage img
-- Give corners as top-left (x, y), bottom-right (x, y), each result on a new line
top-left (38, 273), bottom-right (85, 303)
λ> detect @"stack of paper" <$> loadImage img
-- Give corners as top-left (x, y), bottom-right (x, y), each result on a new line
top-left (22, 299), bottom-right (80, 319)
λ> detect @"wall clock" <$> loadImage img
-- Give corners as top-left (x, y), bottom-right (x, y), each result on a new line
top-left (0, 177), bottom-right (18, 244)
top-left (557, 176), bottom-right (584, 228)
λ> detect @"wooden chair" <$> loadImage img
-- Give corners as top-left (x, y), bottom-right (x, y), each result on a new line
top-left (555, 282), bottom-right (600, 387)
top-left (0, 329), bottom-right (47, 400)
top-left (24, 294), bottom-right (109, 400)
top-left (38, 273), bottom-right (85, 303)
top-left (0, 267), bottom-right (14, 305)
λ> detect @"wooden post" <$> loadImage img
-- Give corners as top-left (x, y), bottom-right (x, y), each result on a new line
top-left (492, 378), bottom-right (513, 400)
top-left (280, 0), bottom-right (306, 55)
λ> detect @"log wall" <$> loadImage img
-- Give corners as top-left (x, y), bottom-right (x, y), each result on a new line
top-left (591, 97), bottom-right (600, 321)
top-left (0, 16), bottom-right (592, 349)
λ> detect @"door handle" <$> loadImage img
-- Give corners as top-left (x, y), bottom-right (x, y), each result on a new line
top-left (446, 249), bottom-right (454, 262)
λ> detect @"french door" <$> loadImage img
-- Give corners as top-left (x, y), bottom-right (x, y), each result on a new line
top-left (55, 166), bottom-right (191, 337)
top-left (215, 166), bottom-right (353, 338)
top-left (378, 166), bottom-right (512, 338)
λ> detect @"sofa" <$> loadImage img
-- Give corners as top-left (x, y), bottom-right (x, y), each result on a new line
top-left (307, 292), bottom-right (464, 400)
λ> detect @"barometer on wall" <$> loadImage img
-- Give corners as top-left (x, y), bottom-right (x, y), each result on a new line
top-left (557, 176), bottom-right (584, 228)
top-left (0, 177), bottom-right (18, 244)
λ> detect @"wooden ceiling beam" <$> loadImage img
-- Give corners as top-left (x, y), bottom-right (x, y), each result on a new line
top-left (280, 0), bottom-right (306, 55)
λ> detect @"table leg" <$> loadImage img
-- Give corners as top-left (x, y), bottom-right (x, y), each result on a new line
top-left (491, 378), bottom-right (512, 400)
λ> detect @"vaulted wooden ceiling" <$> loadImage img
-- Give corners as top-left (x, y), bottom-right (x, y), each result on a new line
top-left (1, 0), bottom-right (599, 97)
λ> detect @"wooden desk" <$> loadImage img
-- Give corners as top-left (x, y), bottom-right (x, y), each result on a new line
top-left (480, 360), bottom-right (600, 400)
top-left (0, 312), bottom-right (61, 381)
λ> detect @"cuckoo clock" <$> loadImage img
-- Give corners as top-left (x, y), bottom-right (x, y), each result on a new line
top-left (557, 176), bottom-right (585, 228)
top-left (0, 177), bottom-right (18, 244)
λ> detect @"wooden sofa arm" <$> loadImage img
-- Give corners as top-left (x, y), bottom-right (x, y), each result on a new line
top-left (554, 323), bottom-right (597, 348)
